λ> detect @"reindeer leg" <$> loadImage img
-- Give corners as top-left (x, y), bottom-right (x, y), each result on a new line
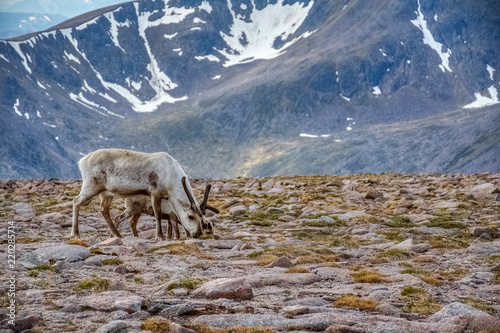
top-left (100, 194), bottom-right (122, 238)
top-left (172, 215), bottom-right (181, 239)
top-left (130, 214), bottom-right (140, 237)
top-left (165, 214), bottom-right (173, 240)
top-left (71, 183), bottom-right (100, 239)
top-left (152, 195), bottom-right (165, 241)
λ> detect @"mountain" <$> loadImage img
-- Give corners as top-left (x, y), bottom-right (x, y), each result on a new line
top-left (0, 12), bottom-right (69, 39)
top-left (1, 0), bottom-right (499, 180)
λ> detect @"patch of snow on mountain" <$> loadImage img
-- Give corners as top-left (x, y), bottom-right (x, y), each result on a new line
top-left (10, 42), bottom-right (32, 74)
top-left (14, 99), bottom-right (22, 117)
top-left (195, 54), bottom-right (220, 62)
top-left (165, 33), bottom-right (178, 39)
top-left (372, 86), bottom-right (381, 96)
top-left (0, 54), bottom-right (9, 62)
top-left (487, 65), bottom-right (495, 81)
top-left (463, 85), bottom-right (500, 109)
top-left (217, 0), bottom-right (315, 67)
top-left (411, 0), bottom-right (452, 72)
top-left (64, 50), bottom-right (81, 64)
top-left (199, 0), bottom-right (213, 14)
top-left (212, 75), bottom-right (221, 80)
top-left (37, 81), bottom-right (46, 89)
top-left (75, 16), bottom-right (100, 31)
top-left (104, 12), bottom-right (131, 53)
top-left (193, 18), bottom-right (206, 24)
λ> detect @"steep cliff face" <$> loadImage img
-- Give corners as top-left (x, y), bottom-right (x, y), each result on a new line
top-left (1, 0), bottom-right (499, 179)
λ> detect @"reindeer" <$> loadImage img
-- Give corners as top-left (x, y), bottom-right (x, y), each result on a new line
top-left (113, 184), bottom-right (219, 239)
top-left (72, 149), bottom-right (205, 240)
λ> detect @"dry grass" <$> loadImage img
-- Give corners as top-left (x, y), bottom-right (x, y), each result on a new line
top-left (400, 264), bottom-right (469, 286)
top-left (460, 298), bottom-right (496, 315)
top-left (249, 246), bottom-right (335, 260)
top-left (413, 256), bottom-right (436, 263)
top-left (102, 258), bottom-right (124, 266)
top-left (256, 255), bottom-right (279, 266)
top-left (295, 254), bottom-right (338, 264)
top-left (185, 324), bottom-right (275, 333)
top-left (334, 295), bottom-right (377, 311)
top-left (285, 266), bottom-right (310, 273)
top-left (167, 276), bottom-right (207, 291)
top-left (162, 243), bottom-right (217, 260)
top-left (429, 235), bottom-right (469, 249)
top-left (141, 318), bottom-right (171, 332)
top-left (77, 277), bottom-right (110, 292)
top-left (376, 249), bottom-right (414, 261)
top-left (400, 286), bottom-right (442, 316)
top-left (67, 239), bottom-right (90, 247)
top-left (350, 270), bottom-right (390, 283)
top-left (329, 236), bottom-right (360, 249)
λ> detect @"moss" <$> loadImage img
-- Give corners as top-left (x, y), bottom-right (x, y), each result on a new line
top-left (102, 258), bottom-right (124, 266)
top-left (134, 278), bottom-right (144, 284)
top-left (350, 270), bottom-right (390, 283)
top-left (77, 277), bottom-right (110, 292)
top-left (383, 215), bottom-right (415, 228)
top-left (400, 286), bottom-right (442, 316)
top-left (329, 236), bottom-right (360, 249)
top-left (334, 295), bottom-right (377, 311)
top-left (167, 276), bottom-right (207, 291)
top-left (461, 298), bottom-right (496, 315)
top-left (429, 235), bottom-right (469, 249)
top-left (376, 249), bottom-right (414, 261)
top-left (29, 265), bottom-right (54, 277)
top-left (141, 318), bottom-right (171, 332)
top-left (426, 211), bottom-right (466, 229)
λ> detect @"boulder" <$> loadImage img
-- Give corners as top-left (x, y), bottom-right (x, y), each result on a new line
top-left (19, 245), bottom-right (90, 268)
top-left (56, 291), bottom-right (145, 313)
top-left (427, 302), bottom-right (491, 322)
top-left (191, 278), bottom-right (253, 301)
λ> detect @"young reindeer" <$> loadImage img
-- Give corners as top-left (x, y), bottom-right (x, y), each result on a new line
top-left (113, 184), bottom-right (220, 239)
top-left (72, 149), bottom-right (205, 241)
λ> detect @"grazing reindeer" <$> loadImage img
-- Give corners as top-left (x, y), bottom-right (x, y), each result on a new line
top-left (72, 149), bottom-right (205, 240)
top-left (113, 184), bottom-right (219, 239)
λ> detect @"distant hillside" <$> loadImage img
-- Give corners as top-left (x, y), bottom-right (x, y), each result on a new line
top-left (0, 12), bottom-right (68, 39)
top-left (0, 0), bottom-right (499, 179)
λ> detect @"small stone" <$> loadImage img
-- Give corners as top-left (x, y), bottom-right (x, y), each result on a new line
top-left (99, 238), bottom-right (124, 246)
top-left (170, 322), bottom-right (197, 333)
top-left (283, 305), bottom-right (310, 316)
top-left (427, 302), bottom-right (491, 322)
top-left (228, 205), bottom-right (247, 216)
top-left (171, 288), bottom-right (188, 297)
top-left (365, 191), bottom-right (382, 200)
top-left (265, 256), bottom-right (293, 268)
top-left (411, 243), bottom-right (431, 253)
top-left (472, 228), bottom-right (498, 240)
top-left (266, 207), bottom-right (285, 214)
top-left (95, 320), bottom-right (127, 333)
top-left (160, 304), bottom-right (197, 317)
top-left (114, 265), bottom-right (130, 274)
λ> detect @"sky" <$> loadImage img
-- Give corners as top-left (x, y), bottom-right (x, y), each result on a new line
top-left (0, 0), bottom-right (128, 17)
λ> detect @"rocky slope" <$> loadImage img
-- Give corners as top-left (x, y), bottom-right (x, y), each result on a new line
top-left (0, 173), bottom-right (499, 332)
top-left (1, 0), bottom-right (500, 179)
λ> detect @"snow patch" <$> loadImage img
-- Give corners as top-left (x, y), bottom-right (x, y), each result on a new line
top-left (487, 65), bottom-right (495, 81)
top-left (104, 12), bottom-right (131, 53)
top-left (191, 27), bottom-right (202, 31)
top-left (0, 54), bottom-right (9, 62)
top-left (372, 86), bottom-right (381, 96)
top-left (10, 42), bottom-right (32, 74)
top-left (463, 85), bottom-right (500, 109)
top-left (217, 0), bottom-right (315, 67)
top-left (24, 112), bottom-right (29, 120)
top-left (37, 81), bottom-right (46, 89)
top-left (379, 48), bottom-right (387, 57)
top-left (411, 0), bottom-right (452, 72)
top-left (199, 0), bottom-right (212, 14)
top-left (165, 33), bottom-right (178, 39)
top-left (212, 75), bottom-right (221, 80)
top-left (195, 54), bottom-right (220, 62)
top-left (13, 99), bottom-right (22, 117)
top-left (43, 122), bottom-right (56, 128)
top-left (193, 18), bottom-right (206, 24)
top-left (341, 94), bottom-right (350, 102)
top-left (37, 111), bottom-right (41, 118)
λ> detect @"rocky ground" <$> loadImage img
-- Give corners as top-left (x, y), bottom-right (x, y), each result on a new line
top-left (0, 173), bottom-right (500, 333)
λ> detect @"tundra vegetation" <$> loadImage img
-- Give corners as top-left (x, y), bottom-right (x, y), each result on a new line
top-left (0, 173), bottom-right (499, 332)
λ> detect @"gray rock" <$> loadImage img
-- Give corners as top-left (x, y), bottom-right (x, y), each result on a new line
top-left (191, 278), bottom-right (253, 301)
top-left (110, 311), bottom-right (130, 320)
top-left (466, 240), bottom-right (500, 255)
top-left (96, 320), bottom-right (127, 333)
top-left (56, 291), bottom-right (145, 313)
top-left (228, 205), bottom-right (247, 216)
top-left (427, 302), bottom-right (491, 322)
top-left (266, 256), bottom-right (293, 268)
top-left (19, 245), bottom-right (90, 268)
top-left (99, 237), bottom-right (124, 246)
top-left (170, 322), bottom-right (197, 333)
top-left (245, 273), bottom-right (321, 287)
top-left (472, 227), bottom-right (498, 240)
top-left (468, 183), bottom-right (495, 200)
top-left (286, 297), bottom-right (331, 307)
top-left (160, 304), bottom-right (197, 316)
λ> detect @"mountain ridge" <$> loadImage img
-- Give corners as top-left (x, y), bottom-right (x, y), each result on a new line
top-left (0, 0), bottom-right (499, 179)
